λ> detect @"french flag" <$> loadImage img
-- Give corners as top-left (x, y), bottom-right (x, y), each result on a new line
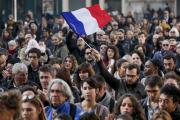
top-left (61, 4), bottom-right (111, 36)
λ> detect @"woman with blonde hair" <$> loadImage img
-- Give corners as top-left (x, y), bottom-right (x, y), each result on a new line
top-left (151, 110), bottom-right (172, 120)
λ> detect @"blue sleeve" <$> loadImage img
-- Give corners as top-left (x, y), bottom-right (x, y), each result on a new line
top-left (74, 106), bottom-right (82, 120)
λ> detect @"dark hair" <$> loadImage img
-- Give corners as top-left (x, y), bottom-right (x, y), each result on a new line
top-left (81, 77), bottom-right (98, 89)
top-left (138, 31), bottom-right (146, 37)
top-left (80, 112), bottom-right (100, 120)
top-left (134, 44), bottom-right (146, 55)
top-left (160, 84), bottom-right (180, 102)
top-left (56, 67), bottom-right (72, 87)
top-left (149, 59), bottom-right (161, 69)
top-left (20, 84), bottom-right (38, 95)
top-left (54, 113), bottom-right (72, 120)
top-left (0, 90), bottom-right (21, 119)
top-left (145, 75), bottom-right (163, 88)
top-left (91, 75), bottom-right (106, 89)
top-left (163, 53), bottom-right (176, 63)
top-left (131, 50), bottom-right (145, 63)
top-left (165, 71), bottom-right (180, 83)
top-left (126, 63), bottom-right (140, 75)
top-left (49, 57), bottom-right (62, 65)
top-left (28, 48), bottom-right (41, 58)
top-left (115, 94), bottom-right (146, 120)
top-left (105, 45), bottom-right (120, 60)
top-left (39, 64), bottom-right (56, 77)
top-left (75, 62), bottom-right (95, 89)
top-left (115, 59), bottom-right (128, 69)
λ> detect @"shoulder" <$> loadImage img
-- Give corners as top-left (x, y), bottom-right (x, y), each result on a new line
top-left (96, 103), bottom-right (109, 113)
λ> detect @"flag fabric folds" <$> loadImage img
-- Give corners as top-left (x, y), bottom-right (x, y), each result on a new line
top-left (61, 4), bottom-right (111, 36)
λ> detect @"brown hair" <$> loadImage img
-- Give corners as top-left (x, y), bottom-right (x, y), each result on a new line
top-left (22, 96), bottom-right (47, 120)
top-left (115, 94), bottom-right (146, 120)
top-left (74, 62), bottom-right (95, 89)
top-left (151, 110), bottom-right (172, 120)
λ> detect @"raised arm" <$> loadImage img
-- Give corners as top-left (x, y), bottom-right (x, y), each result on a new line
top-left (91, 48), bottom-right (120, 91)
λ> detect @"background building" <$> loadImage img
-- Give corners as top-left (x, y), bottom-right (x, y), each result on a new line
top-left (0, 0), bottom-right (179, 22)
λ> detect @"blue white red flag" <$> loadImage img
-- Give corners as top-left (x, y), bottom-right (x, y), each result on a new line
top-left (61, 4), bottom-right (111, 36)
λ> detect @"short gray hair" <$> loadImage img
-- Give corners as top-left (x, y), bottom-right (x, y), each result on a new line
top-left (12, 63), bottom-right (28, 74)
top-left (48, 79), bottom-right (74, 103)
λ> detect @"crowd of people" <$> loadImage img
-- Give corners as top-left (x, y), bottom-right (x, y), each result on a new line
top-left (0, 6), bottom-right (180, 120)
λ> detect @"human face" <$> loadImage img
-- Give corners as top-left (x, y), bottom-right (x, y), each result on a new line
top-left (79, 71), bottom-right (89, 81)
top-left (132, 53), bottom-right (142, 66)
top-left (85, 48), bottom-right (93, 62)
top-left (101, 35), bottom-right (109, 42)
top-left (138, 34), bottom-right (146, 44)
top-left (22, 102), bottom-right (39, 120)
top-left (82, 82), bottom-right (96, 101)
top-left (39, 72), bottom-right (53, 90)
top-left (118, 62), bottom-right (129, 78)
top-left (107, 48), bottom-right (115, 59)
top-left (13, 72), bottom-right (28, 86)
top-left (125, 68), bottom-right (139, 85)
top-left (144, 60), bottom-right (156, 76)
top-left (145, 85), bottom-right (160, 102)
top-left (120, 97), bottom-right (133, 115)
top-left (159, 94), bottom-right (177, 113)
top-left (163, 58), bottom-right (175, 72)
top-left (176, 44), bottom-right (180, 54)
top-left (50, 83), bottom-right (67, 106)
top-left (28, 53), bottom-right (39, 65)
top-left (162, 41), bottom-right (170, 51)
top-left (77, 37), bottom-right (85, 48)
top-left (0, 54), bottom-right (7, 68)
top-left (64, 58), bottom-right (73, 71)
top-left (51, 36), bottom-right (60, 45)
top-left (100, 44), bottom-right (107, 55)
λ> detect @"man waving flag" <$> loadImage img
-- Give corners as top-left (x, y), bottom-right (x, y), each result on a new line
top-left (61, 4), bottom-right (111, 36)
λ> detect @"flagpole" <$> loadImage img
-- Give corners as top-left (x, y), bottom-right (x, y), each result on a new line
top-left (82, 39), bottom-right (92, 48)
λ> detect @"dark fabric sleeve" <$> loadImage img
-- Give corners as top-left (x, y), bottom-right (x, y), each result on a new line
top-left (97, 60), bottom-right (120, 91)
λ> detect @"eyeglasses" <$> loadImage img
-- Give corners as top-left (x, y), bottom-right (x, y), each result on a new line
top-left (85, 52), bottom-right (91, 55)
top-left (22, 95), bottom-right (35, 101)
top-left (162, 44), bottom-right (169, 47)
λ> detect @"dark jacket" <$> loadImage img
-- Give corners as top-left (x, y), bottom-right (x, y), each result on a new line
top-left (27, 65), bottom-right (41, 87)
top-left (97, 60), bottom-right (146, 100)
top-left (170, 105), bottom-right (180, 120)
top-left (140, 97), bottom-right (149, 119)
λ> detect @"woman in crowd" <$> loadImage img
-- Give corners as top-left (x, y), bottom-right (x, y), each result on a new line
top-left (104, 45), bottom-right (120, 74)
top-left (151, 110), bottom-right (172, 120)
top-left (76, 77), bottom-right (109, 120)
top-left (131, 50), bottom-right (145, 79)
top-left (114, 94), bottom-right (146, 120)
top-left (63, 54), bottom-right (78, 79)
top-left (21, 94), bottom-right (47, 120)
top-left (74, 62), bottom-right (95, 90)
